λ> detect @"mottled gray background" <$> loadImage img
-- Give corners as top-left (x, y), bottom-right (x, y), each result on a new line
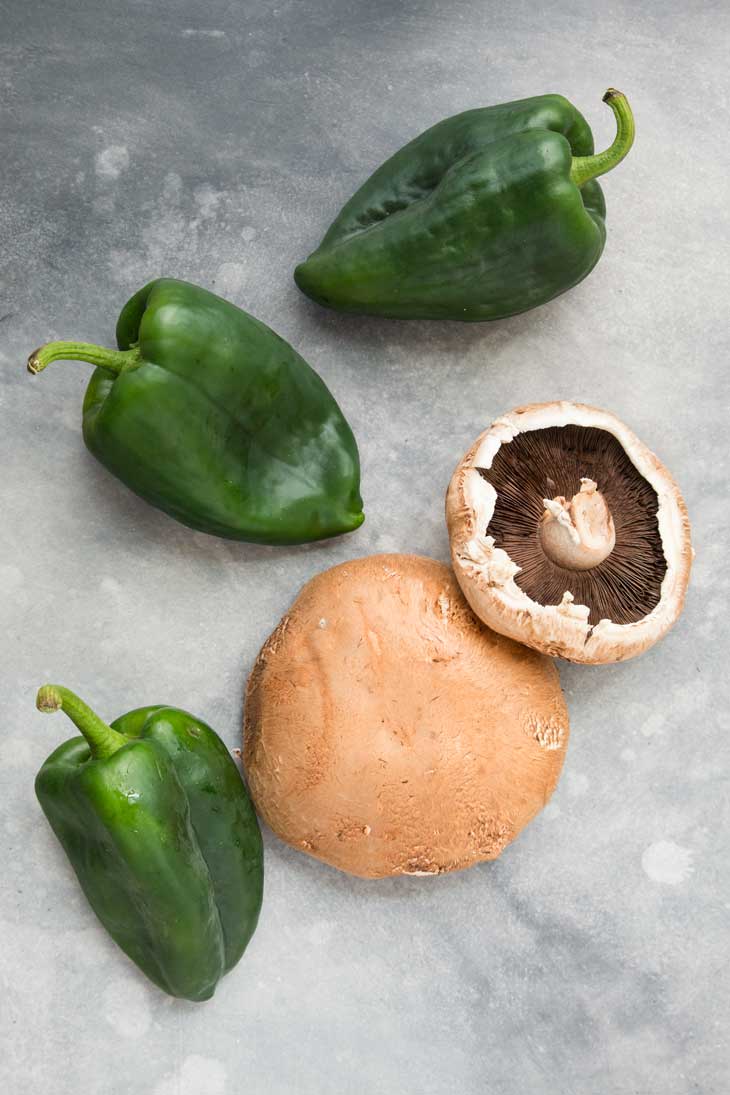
top-left (2, 1), bottom-right (728, 1093)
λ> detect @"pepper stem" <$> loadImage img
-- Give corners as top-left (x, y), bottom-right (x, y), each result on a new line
top-left (27, 341), bottom-right (142, 377)
top-left (36, 685), bottom-right (128, 759)
top-left (570, 89), bottom-right (635, 188)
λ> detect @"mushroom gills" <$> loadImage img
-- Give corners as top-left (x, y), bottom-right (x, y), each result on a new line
top-left (477, 424), bottom-right (667, 626)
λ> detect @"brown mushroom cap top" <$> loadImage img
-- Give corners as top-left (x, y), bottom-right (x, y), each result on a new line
top-left (244, 554), bottom-right (569, 880)
top-left (446, 402), bottom-right (693, 664)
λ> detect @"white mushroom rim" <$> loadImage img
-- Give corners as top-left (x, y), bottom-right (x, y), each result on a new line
top-left (447, 402), bottom-right (692, 664)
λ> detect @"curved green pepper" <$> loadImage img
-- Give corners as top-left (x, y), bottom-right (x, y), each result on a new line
top-left (34, 685), bottom-right (263, 1001)
top-left (294, 90), bottom-right (634, 322)
top-left (28, 279), bottom-right (364, 543)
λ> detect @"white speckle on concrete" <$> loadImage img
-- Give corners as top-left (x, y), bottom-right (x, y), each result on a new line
top-left (305, 919), bottom-right (335, 946)
top-left (0, 564), bottom-right (24, 593)
top-left (100, 576), bottom-right (122, 597)
top-left (642, 841), bottom-right (694, 885)
top-left (95, 145), bottom-right (130, 180)
top-left (0, 735), bottom-right (38, 769)
top-left (690, 540), bottom-right (723, 589)
top-left (162, 171), bottom-right (183, 204)
top-left (181, 28), bottom-right (226, 38)
top-left (641, 712), bottom-right (666, 738)
top-left (565, 772), bottom-right (589, 797)
top-left (240, 225), bottom-right (257, 241)
top-left (92, 194), bottom-right (116, 215)
top-left (375, 534), bottom-right (400, 552)
top-left (620, 747), bottom-right (637, 763)
top-left (102, 974), bottom-right (152, 1037)
top-left (670, 679), bottom-right (710, 717)
top-left (195, 185), bottom-right (222, 219)
top-left (153, 1055), bottom-right (227, 1095)
top-left (215, 262), bottom-right (248, 297)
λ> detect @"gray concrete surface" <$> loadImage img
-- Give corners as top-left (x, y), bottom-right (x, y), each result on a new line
top-left (2, 2), bottom-right (728, 1093)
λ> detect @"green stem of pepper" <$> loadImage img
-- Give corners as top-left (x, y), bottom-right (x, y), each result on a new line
top-left (36, 685), bottom-right (128, 759)
top-left (27, 342), bottom-right (142, 377)
top-left (569, 89), bottom-right (635, 189)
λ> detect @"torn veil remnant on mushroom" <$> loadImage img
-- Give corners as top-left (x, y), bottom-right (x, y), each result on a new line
top-left (446, 402), bottom-right (692, 665)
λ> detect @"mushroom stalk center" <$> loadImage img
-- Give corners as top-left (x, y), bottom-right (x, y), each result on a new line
top-left (539, 478), bottom-right (616, 571)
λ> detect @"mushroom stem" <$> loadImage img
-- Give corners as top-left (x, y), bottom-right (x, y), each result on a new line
top-left (539, 478), bottom-right (616, 571)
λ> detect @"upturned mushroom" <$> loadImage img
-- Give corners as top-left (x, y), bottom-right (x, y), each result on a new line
top-left (243, 554), bottom-right (569, 879)
top-left (446, 402), bottom-right (692, 664)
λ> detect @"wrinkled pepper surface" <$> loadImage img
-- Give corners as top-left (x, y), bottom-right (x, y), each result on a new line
top-left (28, 279), bottom-right (364, 543)
top-left (295, 90), bottom-right (634, 322)
top-left (34, 684), bottom-right (263, 1001)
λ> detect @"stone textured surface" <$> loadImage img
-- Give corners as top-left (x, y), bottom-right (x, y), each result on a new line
top-left (2, 2), bottom-right (728, 1093)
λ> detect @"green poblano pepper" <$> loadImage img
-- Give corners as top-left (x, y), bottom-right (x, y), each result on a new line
top-left (34, 685), bottom-right (263, 1001)
top-left (294, 90), bottom-right (634, 322)
top-left (28, 279), bottom-right (364, 543)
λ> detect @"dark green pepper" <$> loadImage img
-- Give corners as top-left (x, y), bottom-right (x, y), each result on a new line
top-left (294, 90), bottom-right (634, 322)
top-left (28, 279), bottom-right (364, 543)
top-left (34, 684), bottom-right (263, 1001)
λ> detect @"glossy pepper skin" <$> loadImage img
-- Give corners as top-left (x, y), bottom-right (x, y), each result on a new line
top-left (34, 685), bottom-right (263, 1001)
top-left (28, 279), bottom-right (364, 544)
top-left (295, 90), bottom-right (634, 322)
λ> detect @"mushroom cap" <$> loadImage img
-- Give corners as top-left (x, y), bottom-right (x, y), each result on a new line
top-left (244, 554), bottom-right (569, 880)
top-left (446, 402), bottom-right (693, 665)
